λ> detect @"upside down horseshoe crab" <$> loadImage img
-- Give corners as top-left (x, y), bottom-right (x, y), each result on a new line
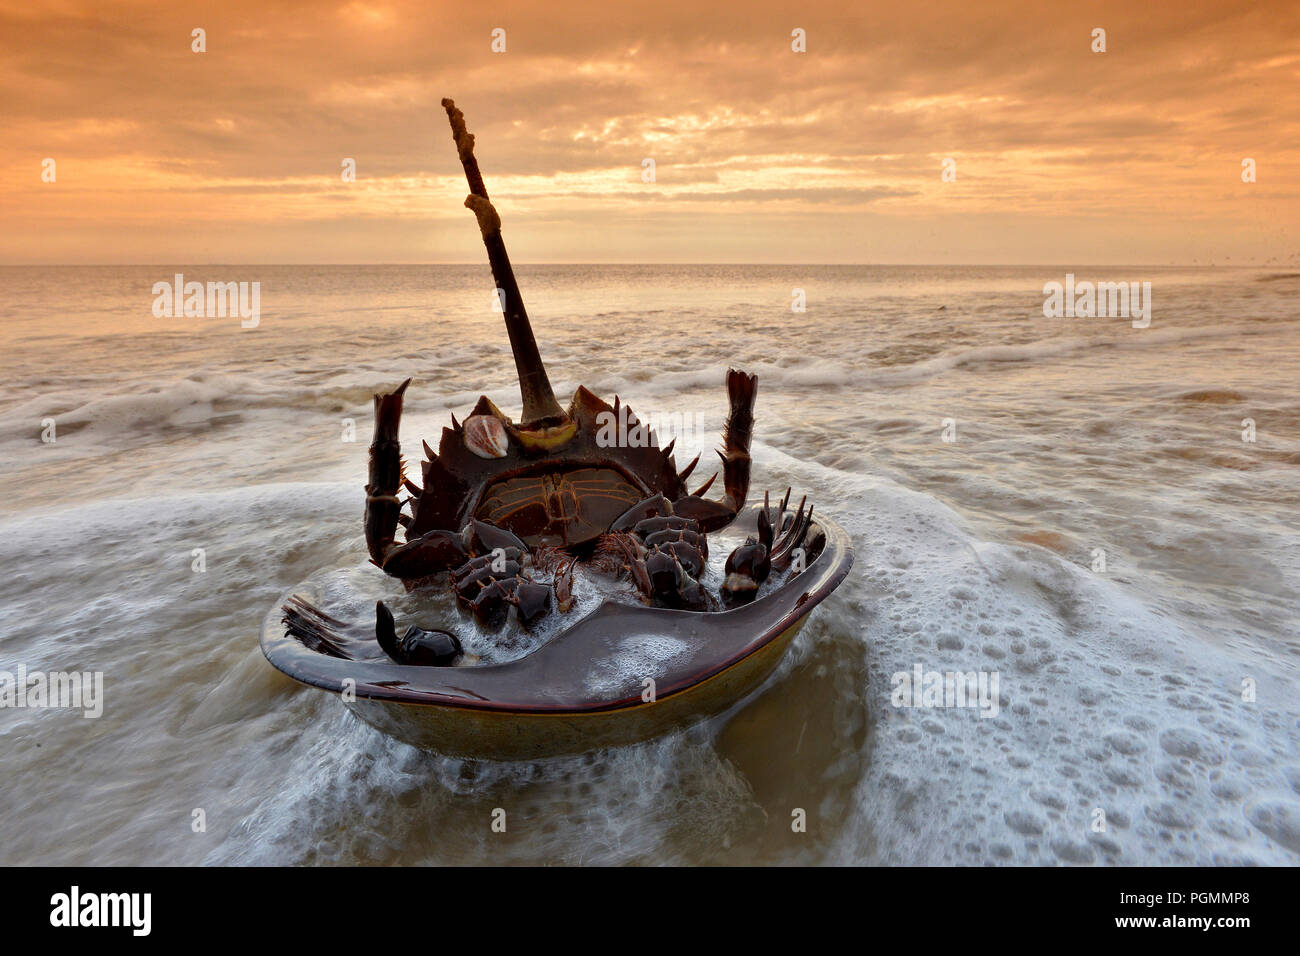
top-left (304, 100), bottom-right (819, 666)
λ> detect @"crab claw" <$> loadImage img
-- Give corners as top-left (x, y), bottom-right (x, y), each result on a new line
top-left (375, 600), bottom-right (464, 666)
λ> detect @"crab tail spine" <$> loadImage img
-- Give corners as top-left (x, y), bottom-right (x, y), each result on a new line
top-left (719, 368), bottom-right (757, 513)
top-left (365, 379), bottom-right (409, 565)
top-left (441, 98), bottom-right (565, 426)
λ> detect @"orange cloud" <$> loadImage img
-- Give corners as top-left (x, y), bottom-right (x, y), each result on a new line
top-left (2, 0), bottom-right (1297, 263)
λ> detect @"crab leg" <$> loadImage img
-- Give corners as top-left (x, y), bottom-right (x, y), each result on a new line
top-left (720, 539), bottom-right (770, 608)
top-left (671, 368), bottom-right (757, 532)
top-left (601, 500), bottom-right (714, 611)
top-left (365, 379), bottom-right (410, 566)
top-left (376, 600), bottom-right (464, 666)
top-left (719, 367), bottom-right (757, 513)
top-left (364, 381), bottom-right (476, 582)
top-left (719, 489), bottom-right (815, 606)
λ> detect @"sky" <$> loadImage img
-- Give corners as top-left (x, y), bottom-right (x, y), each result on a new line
top-left (2, 0), bottom-right (1298, 265)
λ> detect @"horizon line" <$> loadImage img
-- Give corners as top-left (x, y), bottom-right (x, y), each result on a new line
top-left (0, 261), bottom-right (1278, 269)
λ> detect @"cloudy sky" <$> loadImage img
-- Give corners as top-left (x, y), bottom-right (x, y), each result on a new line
top-left (3, 0), bottom-right (1297, 264)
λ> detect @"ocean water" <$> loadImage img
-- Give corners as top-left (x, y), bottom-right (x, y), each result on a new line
top-left (0, 264), bottom-right (1298, 866)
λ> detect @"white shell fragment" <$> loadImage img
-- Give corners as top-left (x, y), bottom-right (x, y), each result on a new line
top-left (464, 414), bottom-right (509, 459)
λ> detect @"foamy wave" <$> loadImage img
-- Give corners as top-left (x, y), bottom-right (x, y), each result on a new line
top-left (0, 370), bottom-right (274, 446)
top-left (805, 470), bottom-right (1300, 866)
top-left (856, 322), bottom-right (1289, 388)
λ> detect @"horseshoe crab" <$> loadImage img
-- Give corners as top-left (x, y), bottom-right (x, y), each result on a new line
top-left (357, 99), bottom-right (818, 645)
top-left (260, 100), bottom-right (853, 759)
